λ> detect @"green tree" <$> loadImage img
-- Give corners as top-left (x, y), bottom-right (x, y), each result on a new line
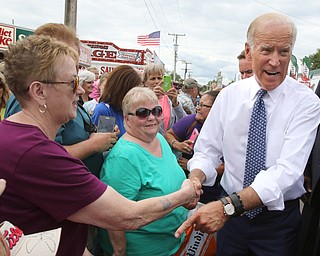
top-left (308, 48), bottom-right (320, 70)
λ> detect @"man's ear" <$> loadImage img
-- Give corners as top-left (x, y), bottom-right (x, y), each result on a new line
top-left (245, 43), bottom-right (252, 61)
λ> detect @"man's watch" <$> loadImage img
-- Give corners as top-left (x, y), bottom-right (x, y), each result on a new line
top-left (220, 197), bottom-right (235, 216)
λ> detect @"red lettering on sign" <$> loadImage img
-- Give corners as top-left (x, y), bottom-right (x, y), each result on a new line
top-left (106, 51), bottom-right (116, 59)
top-left (100, 66), bottom-right (114, 73)
top-left (3, 226), bottom-right (23, 250)
top-left (0, 36), bottom-right (13, 46)
top-left (92, 49), bottom-right (117, 60)
top-left (0, 28), bottom-right (12, 37)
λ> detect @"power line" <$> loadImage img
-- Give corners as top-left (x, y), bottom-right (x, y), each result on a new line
top-left (143, 0), bottom-right (158, 30)
top-left (157, 0), bottom-right (174, 33)
top-left (253, 0), bottom-right (320, 27)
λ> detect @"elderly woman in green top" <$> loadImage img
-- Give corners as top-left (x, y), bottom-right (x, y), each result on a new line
top-left (98, 87), bottom-right (189, 256)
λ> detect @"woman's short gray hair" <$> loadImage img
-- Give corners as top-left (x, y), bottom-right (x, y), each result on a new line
top-left (78, 69), bottom-right (95, 86)
top-left (122, 87), bottom-right (159, 115)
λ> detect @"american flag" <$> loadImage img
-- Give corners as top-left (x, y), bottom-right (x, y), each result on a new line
top-left (137, 31), bottom-right (160, 46)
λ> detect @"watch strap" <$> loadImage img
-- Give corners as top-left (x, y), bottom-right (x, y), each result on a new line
top-left (220, 197), bottom-right (235, 216)
top-left (229, 193), bottom-right (245, 216)
top-left (220, 197), bottom-right (229, 206)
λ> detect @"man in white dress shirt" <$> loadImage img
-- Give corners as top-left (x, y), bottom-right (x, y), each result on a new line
top-left (175, 13), bottom-right (320, 256)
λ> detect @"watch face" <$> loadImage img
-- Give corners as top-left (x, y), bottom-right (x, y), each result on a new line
top-left (225, 204), bottom-right (235, 216)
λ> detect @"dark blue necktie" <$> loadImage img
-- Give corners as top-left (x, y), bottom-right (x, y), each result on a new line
top-left (243, 89), bottom-right (267, 218)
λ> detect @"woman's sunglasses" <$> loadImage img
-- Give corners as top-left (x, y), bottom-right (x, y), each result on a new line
top-left (128, 106), bottom-right (163, 119)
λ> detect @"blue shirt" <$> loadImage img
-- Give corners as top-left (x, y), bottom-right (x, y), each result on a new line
top-left (92, 102), bottom-right (126, 137)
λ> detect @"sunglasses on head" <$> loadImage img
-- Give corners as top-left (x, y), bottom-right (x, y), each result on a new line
top-left (128, 106), bottom-right (163, 119)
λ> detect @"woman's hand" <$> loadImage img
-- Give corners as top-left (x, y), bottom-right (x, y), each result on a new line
top-left (89, 131), bottom-right (118, 152)
top-left (166, 87), bottom-right (179, 107)
top-left (173, 140), bottom-right (193, 154)
top-left (0, 179), bottom-right (6, 196)
top-left (180, 179), bottom-right (201, 210)
top-left (178, 156), bottom-right (189, 172)
top-left (113, 125), bottom-right (120, 136)
top-left (152, 85), bottom-right (165, 99)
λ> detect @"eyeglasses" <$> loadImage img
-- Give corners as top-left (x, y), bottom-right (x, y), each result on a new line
top-left (196, 102), bottom-right (212, 109)
top-left (39, 76), bottom-right (79, 93)
top-left (240, 69), bottom-right (253, 75)
top-left (128, 106), bottom-right (163, 119)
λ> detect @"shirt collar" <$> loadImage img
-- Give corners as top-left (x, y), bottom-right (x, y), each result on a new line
top-left (250, 76), bottom-right (288, 103)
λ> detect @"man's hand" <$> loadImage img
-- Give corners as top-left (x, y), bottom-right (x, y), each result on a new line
top-left (175, 200), bottom-right (228, 238)
top-left (301, 175), bottom-right (312, 203)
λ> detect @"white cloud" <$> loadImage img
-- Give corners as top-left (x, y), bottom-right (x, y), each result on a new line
top-left (1, 0), bottom-right (320, 85)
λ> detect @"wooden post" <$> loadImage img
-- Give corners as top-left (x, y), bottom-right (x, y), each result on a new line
top-left (64, 0), bottom-right (77, 30)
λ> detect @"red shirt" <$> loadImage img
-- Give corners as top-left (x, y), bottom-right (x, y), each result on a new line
top-left (0, 120), bottom-right (107, 256)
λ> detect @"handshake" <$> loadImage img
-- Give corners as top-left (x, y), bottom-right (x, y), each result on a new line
top-left (175, 176), bottom-right (228, 238)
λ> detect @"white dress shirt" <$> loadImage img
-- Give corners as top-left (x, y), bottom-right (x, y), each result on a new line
top-left (188, 76), bottom-right (320, 211)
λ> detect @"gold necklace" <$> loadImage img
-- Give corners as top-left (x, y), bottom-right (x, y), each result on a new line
top-left (23, 110), bottom-right (50, 138)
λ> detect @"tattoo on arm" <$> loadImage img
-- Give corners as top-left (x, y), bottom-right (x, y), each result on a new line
top-left (160, 198), bottom-right (172, 210)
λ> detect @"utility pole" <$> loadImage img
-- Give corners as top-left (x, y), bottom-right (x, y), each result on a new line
top-left (64, 0), bottom-right (77, 30)
top-left (168, 33), bottom-right (185, 81)
top-left (181, 61), bottom-right (191, 80)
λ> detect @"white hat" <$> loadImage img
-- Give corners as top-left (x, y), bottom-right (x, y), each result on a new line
top-left (0, 221), bottom-right (61, 256)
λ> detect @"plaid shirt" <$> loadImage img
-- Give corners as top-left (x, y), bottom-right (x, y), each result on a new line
top-left (178, 91), bottom-right (196, 114)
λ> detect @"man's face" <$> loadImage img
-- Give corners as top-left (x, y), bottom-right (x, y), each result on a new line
top-left (239, 58), bottom-right (253, 79)
top-left (246, 23), bottom-right (293, 91)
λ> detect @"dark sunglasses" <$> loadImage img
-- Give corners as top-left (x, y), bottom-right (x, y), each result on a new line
top-left (128, 106), bottom-right (163, 119)
top-left (39, 76), bottom-right (79, 93)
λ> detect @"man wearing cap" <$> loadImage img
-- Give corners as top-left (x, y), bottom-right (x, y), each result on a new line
top-left (178, 78), bottom-right (199, 114)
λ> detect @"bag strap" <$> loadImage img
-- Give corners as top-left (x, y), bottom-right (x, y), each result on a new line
top-left (186, 119), bottom-right (198, 137)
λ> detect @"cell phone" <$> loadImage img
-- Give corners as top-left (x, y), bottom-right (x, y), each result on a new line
top-left (162, 75), bottom-right (172, 92)
top-left (189, 128), bottom-right (199, 148)
top-left (97, 116), bottom-right (116, 132)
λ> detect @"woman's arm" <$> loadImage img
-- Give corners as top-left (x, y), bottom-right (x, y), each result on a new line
top-left (63, 131), bottom-right (117, 159)
top-left (108, 230), bottom-right (126, 256)
top-left (68, 179), bottom-right (199, 230)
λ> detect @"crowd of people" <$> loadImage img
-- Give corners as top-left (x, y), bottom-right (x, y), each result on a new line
top-left (1, 12), bottom-right (320, 256)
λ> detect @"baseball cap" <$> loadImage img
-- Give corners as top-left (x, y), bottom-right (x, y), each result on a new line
top-left (0, 221), bottom-right (61, 256)
top-left (183, 78), bottom-right (198, 89)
